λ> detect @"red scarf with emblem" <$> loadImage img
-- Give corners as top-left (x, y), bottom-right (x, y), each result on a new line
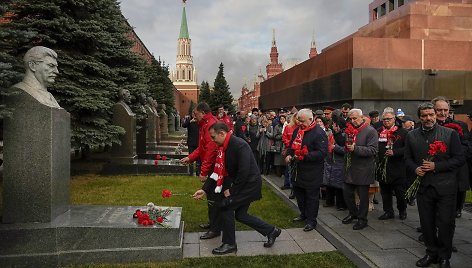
top-left (378, 125), bottom-right (398, 144)
top-left (291, 120), bottom-right (317, 151)
top-left (209, 133), bottom-right (231, 193)
top-left (344, 121), bottom-right (369, 146)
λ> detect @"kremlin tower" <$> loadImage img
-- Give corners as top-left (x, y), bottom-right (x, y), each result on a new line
top-left (309, 31), bottom-right (318, 59)
top-left (266, 29), bottom-right (283, 79)
top-left (170, 0), bottom-right (199, 117)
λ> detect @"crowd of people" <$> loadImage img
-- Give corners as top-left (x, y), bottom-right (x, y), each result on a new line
top-left (182, 98), bottom-right (471, 267)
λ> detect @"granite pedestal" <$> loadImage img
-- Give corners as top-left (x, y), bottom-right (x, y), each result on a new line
top-left (110, 101), bottom-right (137, 164)
top-left (0, 205), bottom-right (184, 267)
top-left (3, 90), bottom-right (70, 223)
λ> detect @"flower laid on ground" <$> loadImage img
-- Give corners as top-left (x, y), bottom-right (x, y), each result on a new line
top-left (443, 123), bottom-right (463, 137)
top-left (154, 160), bottom-right (159, 166)
top-left (162, 155), bottom-right (167, 160)
top-left (162, 189), bottom-right (172, 198)
top-left (156, 154), bottom-right (161, 160)
top-left (289, 145), bottom-right (308, 181)
top-left (344, 123), bottom-right (358, 170)
top-left (405, 140), bottom-right (447, 199)
top-left (132, 202), bottom-right (172, 227)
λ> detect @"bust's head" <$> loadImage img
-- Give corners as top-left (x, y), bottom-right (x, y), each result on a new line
top-left (146, 96), bottom-right (154, 106)
top-left (119, 89), bottom-right (131, 103)
top-left (152, 99), bottom-right (158, 108)
top-left (24, 46), bottom-right (59, 88)
top-left (138, 93), bottom-right (147, 105)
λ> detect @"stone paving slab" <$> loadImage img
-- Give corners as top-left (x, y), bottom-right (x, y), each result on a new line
top-left (362, 249), bottom-right (420, 268)
top-left (362, 230), bottom-right (423, 249)
top-left (236, 240), bottom-right (303, 256)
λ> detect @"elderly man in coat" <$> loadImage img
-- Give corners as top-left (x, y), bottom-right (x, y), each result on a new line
top-left (341, 108), bottom-right (379, 230)
top-left (193, 122), bottom-right (281, 255)
top-left (285, 108), bottom-right (328, 232)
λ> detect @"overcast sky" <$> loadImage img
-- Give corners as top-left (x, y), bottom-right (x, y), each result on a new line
top-left (120, 0), bottom-right (372, 98)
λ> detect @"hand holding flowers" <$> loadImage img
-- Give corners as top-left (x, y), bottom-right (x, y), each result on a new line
top-left (405, 140), bottom-right (447, 199)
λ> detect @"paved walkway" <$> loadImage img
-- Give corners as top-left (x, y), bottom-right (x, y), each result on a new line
top-left (181, 174), bottom-right (472, 266)
top-left (263, 174), bottom-right (472, 268)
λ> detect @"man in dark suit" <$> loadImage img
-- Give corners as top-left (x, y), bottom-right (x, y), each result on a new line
top-left (182, 112), bottom-right (200, 176)
top-left (285, 108), bottom-right (328, 232)
top-left (193, 122), bottom-right (281, 255)
top-left (404, 102), bottom-right (464, 268)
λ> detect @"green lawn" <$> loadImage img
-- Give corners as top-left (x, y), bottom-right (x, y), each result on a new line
top-left (64, 251), bottom-right (355, 268)
top-left (69, 175), bottom-right (302, 232)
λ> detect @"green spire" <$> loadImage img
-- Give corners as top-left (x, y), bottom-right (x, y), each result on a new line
top-left (179, 6), bottom-right (189, 39)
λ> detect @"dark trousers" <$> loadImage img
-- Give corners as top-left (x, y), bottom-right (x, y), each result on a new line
top-left (207, 188), bottom-right (223, 233)
top-left (343, 183), bottom-right (369, 222)
top-left (417, 186), bottom-right (456, 259)
top-left (283, 164), bottom-right (291, 187)
top-left (293, 185), bottom-right (320, 226)
top-left (188, 146), bottom-right (200, 176)
top-left (456, 190), bottom-right (466, 211)
top-left (326, 186), bottom-right (346, 209)
top-left (221, 203), bottom-right (274, 245)
top-left (380, 180), bottom-right (407, 214)
top-left (258, 153), bottom-right (270, 174)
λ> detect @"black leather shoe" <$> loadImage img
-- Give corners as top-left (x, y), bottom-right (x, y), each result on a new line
top-left (415, 255), bottom-right (438, 267)
top-left (264, 227), bottom-right (281, 247)
top-left (456, 210), bottom-right (462, 218)
top-left (342, 215), bottom-right (357, 224)
top-left (199, 223), bottom-right (210, 229)
top-left (438, 259), bottom-right (451, 268)
top-left (373, 198), bottom-right (379, 204)
top-left (452, 246), bottom-right (458, 252)
top-left (212, 243), bottom-right (237, 255)
top-left (280, 185), bottom-right (291, 190)
top-left (303, 223), bottom-right (316, 232)
top-left (353, 220), bottom-right (368, 230)
top-left (200, 230), bottom-right (220, 240)
top-left (337, 207), bottom-right (347, 211)
top-left (378, 212), bottom-right (394, 220)
top-left (292, 215), bottom-right (306, 222)
top-left (288, 191), bottom-right (295, 199)
top-left (416, 227), bottom-right (422, 233)
top-left (408, 199), bottom-right (416, 206)
top-left (399, 211), bottom-right (407, 220)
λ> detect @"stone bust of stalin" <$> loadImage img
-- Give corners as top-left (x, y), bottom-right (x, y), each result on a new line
top-left (12, 46), bottom-right (61, 108)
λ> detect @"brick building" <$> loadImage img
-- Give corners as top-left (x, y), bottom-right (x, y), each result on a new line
top-left (259, 0), bottom-right (472, 117)
top-left (237, 72), bottom-right (265, 113)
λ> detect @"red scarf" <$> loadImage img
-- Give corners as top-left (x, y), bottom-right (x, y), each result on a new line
top-left (378, 125), bottom-right (398, 143)
top-left (291, 121), bottom-right (317, 151)
top-left (345, 121), bottom-right (369, 146)
top-left (209, 133), bottom-right (231, 193)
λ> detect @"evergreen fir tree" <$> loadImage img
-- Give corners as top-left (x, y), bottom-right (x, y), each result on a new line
top-left (0, 0), bottom-right (150, 152)
top-left (147, 59), bottom-right (175, 115)
top-left (198, 80), bottom-right (211, 104)
top-left (210, 62), bottom-right (234, 114)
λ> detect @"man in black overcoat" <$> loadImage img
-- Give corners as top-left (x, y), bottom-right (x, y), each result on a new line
top-left (404, 102), bottom-right (464, 268)
top-left (285, 108), bottom-right (328, 232)
top-left (376, 110), bottom-right (408, 220)
top-left (193, 122), bottom-right (281, 255)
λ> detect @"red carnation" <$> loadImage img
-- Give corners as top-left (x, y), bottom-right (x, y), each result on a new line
top-left (241, 125), bottom-right (247, 132)
top-left (162, 189), bottom-right (172, 198)
top-left (162, 155), bottom-right (167, 161)
top-left (156, 216), bottom-right (163, 223)
top-left (154, 160), bottom-right (159, 166)
top-left (443, 123), bottom-right (464, 137)
top-left (156, 154), bottom-right (161, 160)
top-left (302, 145), bottom-right (308, 155)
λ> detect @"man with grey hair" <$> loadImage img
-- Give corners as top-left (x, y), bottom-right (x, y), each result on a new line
top-left (285, 108), bottom-right (328, 232)
top-left (12, 46), bottom-right (60, 108)
top-left (341, 108), bottom-right (378, 230)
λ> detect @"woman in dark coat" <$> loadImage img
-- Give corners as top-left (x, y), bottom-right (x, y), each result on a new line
top-left (323, 117), bottom-right (347, 210)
